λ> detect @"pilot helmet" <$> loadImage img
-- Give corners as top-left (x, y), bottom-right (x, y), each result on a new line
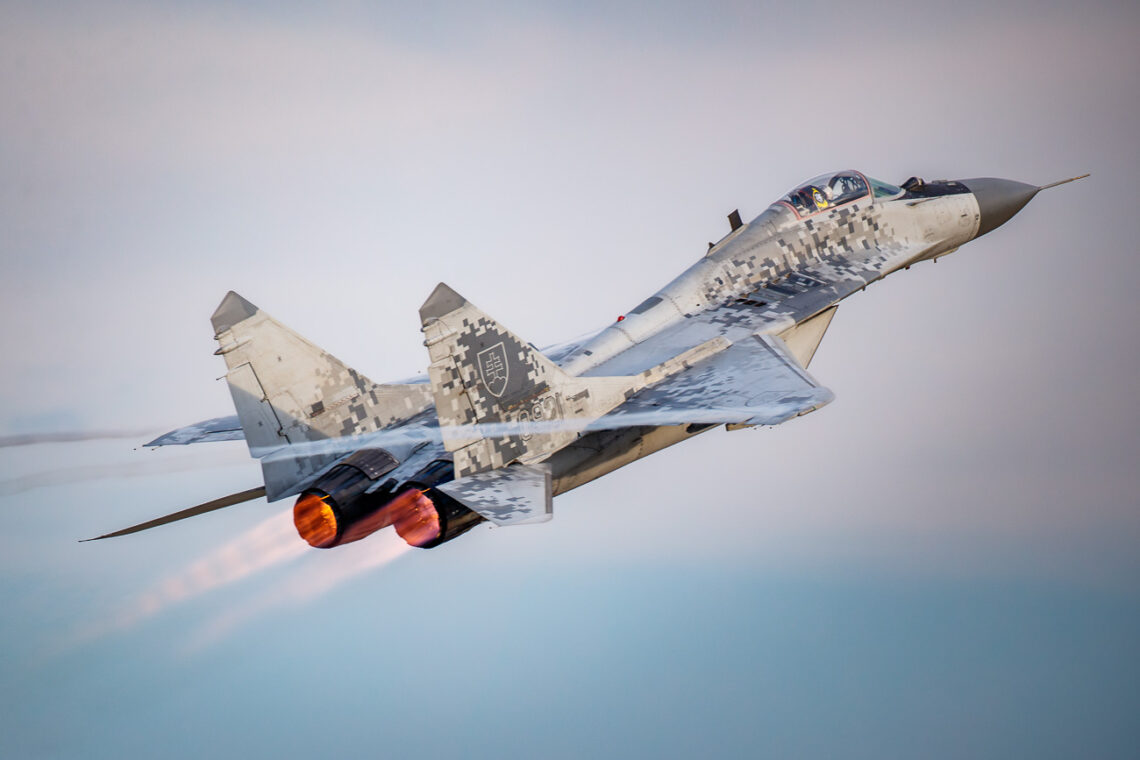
top-left (811, 186), bottom-right (829, 209)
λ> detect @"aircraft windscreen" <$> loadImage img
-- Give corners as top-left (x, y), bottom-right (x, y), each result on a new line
top-left (868, 177), bottom-right (903, 198)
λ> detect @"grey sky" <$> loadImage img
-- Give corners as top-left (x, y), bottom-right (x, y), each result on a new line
top-left (1, 1), bottom-right (1138, 757)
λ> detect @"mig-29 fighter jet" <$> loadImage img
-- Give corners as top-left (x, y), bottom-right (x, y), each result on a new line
top-left (87, 170), bottom-right (1086, 550)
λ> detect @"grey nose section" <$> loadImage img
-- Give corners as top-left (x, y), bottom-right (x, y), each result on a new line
top-left (960, 177), bottom-right (1039, 238)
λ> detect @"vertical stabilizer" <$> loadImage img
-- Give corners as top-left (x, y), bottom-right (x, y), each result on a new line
top-left (211, 292), bottom-right (433, 498)
top-left (419, 284), bottom-right (630, 477)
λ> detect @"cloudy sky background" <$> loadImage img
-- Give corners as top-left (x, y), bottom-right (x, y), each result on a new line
top-left (2, 1), bottom-right (1138, 757)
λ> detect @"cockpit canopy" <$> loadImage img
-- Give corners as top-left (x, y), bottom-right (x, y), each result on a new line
top-left (778, 170), bottom-right (902, 217)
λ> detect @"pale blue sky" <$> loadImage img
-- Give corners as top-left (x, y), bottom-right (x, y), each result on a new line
top-left (1, 1), bottom-right (1138, 757)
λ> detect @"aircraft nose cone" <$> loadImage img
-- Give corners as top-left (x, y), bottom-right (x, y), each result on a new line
top-left (960, 177), bottom-right (1039, 238)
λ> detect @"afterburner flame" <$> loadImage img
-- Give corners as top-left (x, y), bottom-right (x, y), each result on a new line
top-left (389, 489), bottom-right (442, 547)
top-left (295, 486), bottom-right (445, 550)
top-left (294, 493), bottom-right (338, 548)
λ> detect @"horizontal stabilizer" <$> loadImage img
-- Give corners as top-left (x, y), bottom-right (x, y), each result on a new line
top-left (436, 463), bottom-right (552, 526)
top-left (81, 486), bottom-right (266, 541)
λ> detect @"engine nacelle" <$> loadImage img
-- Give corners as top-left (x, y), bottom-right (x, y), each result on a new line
top-left (395, 460), bottom-right (484, 549)
top-left (293, 448), bottom-right (400, 548)
top-left (293, 453), bottom-right (484, 549)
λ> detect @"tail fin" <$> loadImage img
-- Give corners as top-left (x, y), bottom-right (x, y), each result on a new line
top-left (212, 292), bottom-right (432, 496)
top-left (420, 284), bottom-right (630, 477)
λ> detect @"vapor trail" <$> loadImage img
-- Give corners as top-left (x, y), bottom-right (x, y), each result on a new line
top-left (0, 449), bottom-right (249, 497)
top-left (184, 532), bottom-right (414, 650)
top-left (68, 510), bottom-right (308, 646)
top-left (0, 429), bottom-right (159, 448)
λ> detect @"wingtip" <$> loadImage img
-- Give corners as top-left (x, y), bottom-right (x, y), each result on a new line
top-left (419, 282), bottom-right (467, 322)
top-left (79, 528), bottom-right (130, 542)
top-left (211, 291), bottom-right (259, 333)
top-left (79, 486), bottom-right (267, 543)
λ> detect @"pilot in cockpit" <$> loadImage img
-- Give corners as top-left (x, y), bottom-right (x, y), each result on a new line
top-left (810, 185), bottom-right (830, 210)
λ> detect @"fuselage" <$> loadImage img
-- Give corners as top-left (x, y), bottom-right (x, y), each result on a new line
top-left (565, 173), bottom-right (980, 375)
top-left (545, 171), bottom-right (1008, 494)
top-left (123, 171), bottom-right (1054, 550)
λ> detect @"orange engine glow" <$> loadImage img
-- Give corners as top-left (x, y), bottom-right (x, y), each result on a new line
top-left (388, 489), bottom-right (442, 548)
top-left (295, 487), bottom-right (446, 549)
top-left (293, 493), bottom-right (339, 548)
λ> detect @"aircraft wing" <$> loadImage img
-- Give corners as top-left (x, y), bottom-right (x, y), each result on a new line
top-left (593, 333), bottom-right (833, 430)
top-left (145, 415), bottom-right (244, 446)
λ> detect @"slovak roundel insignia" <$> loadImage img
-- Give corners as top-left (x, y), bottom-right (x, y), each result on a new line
top-left (477, 342), bottom-right (510, 398)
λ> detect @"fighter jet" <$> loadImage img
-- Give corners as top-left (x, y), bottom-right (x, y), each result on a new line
top-left (87, 170), bottom-right (1087, 549)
